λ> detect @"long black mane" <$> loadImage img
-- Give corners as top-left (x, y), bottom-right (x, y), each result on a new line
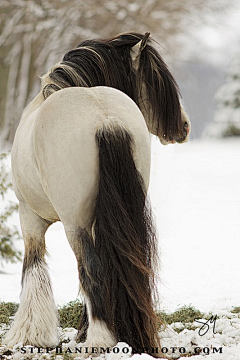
top-left (42, 32), bottom-right (182, 142)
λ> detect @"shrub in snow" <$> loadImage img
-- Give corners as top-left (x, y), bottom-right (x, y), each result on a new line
top-left (203, 53), bottom-right (240, 138)
top-left (0, 152), bottom-right (21, 263)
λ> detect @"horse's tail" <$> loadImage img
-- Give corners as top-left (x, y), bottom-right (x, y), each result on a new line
top-left (93, 123), bottom-right (160, 355)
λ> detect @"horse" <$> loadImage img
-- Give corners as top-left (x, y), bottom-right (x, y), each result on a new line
top-left (4, 32), bottom-right (190, 355)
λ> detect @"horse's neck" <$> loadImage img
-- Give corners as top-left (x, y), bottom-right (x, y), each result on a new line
top-left (21, 91), bottom-right (45, 122)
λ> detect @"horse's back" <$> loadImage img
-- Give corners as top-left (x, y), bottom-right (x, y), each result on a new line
top-left (34, 86), bottom-right (149, 142)
top-left (32, 87), bottom-right (151, 226)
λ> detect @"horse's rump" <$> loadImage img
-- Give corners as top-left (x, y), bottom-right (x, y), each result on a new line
top-left (31, 87), bottom-right (151, 225)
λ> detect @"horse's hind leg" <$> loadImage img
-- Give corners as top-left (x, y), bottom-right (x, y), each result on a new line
top-left (65, 226), bottom-right (117, 351)
top-left (4, 201), bottom-right (59, 348)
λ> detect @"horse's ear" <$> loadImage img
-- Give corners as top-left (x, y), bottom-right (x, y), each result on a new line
top-left (131, 32), bottom-right (150, 70)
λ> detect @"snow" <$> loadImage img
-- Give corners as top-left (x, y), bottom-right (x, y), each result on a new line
top-left (1, 138), bottom-right (240, 358)
top-left (150, 138), bottom-right (240, 313)
top-left (1, 315), bottom-right (240, 359)
top-left (1, 138), bottom-right (240, 311)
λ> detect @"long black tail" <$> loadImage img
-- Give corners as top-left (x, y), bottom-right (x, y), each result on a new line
top-left (91, 123), bottom-right (160, 355)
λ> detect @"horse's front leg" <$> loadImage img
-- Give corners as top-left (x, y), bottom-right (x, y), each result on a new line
top-left (4, 201), bottom-right (59, 348)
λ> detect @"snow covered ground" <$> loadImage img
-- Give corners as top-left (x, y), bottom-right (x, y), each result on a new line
top-left (1, 310), bottom-right (240, 359)
top-left (1, 138), bottom-right (239, 313)
top-left (0, 138), bottom-right (240, 359)
top-left (150, 137), bottom-right (240, 314)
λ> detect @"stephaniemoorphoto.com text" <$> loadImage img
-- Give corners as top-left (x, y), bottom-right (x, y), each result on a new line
top-left (19, 346), bottom-right (223, 356)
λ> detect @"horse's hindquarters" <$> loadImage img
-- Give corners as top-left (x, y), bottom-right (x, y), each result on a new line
top-left (33, 86), bottom-right (151, 226)
top-left (33, 86), bottom-right (153, 350)
top-left (8, 86), bottom-right (153, 350)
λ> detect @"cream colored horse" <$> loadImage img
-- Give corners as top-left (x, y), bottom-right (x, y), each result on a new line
top-left (4, 32), bottom-right (190, 354)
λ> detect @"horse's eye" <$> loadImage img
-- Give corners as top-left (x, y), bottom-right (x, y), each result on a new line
top-left (184, 122), bottom-right (188, 128)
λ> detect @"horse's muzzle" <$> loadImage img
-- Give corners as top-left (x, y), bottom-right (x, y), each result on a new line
top-left (175, 122), bottom-right (190, 143)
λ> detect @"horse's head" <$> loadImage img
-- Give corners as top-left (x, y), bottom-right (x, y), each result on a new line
top-left (129, 33), bottom-right (191, 145)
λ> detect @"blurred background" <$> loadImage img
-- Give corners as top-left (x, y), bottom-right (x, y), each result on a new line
top-left (0, 0), bottom-right (240, 312)
top-left (0, 0), bottom-right (240, 146)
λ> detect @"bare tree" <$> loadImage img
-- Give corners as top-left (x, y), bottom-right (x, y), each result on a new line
top-left (0, 0), bottom-right (234, 147)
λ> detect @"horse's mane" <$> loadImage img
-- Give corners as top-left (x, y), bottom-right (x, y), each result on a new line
top-left (42, 32), bottom-right (182, 141)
